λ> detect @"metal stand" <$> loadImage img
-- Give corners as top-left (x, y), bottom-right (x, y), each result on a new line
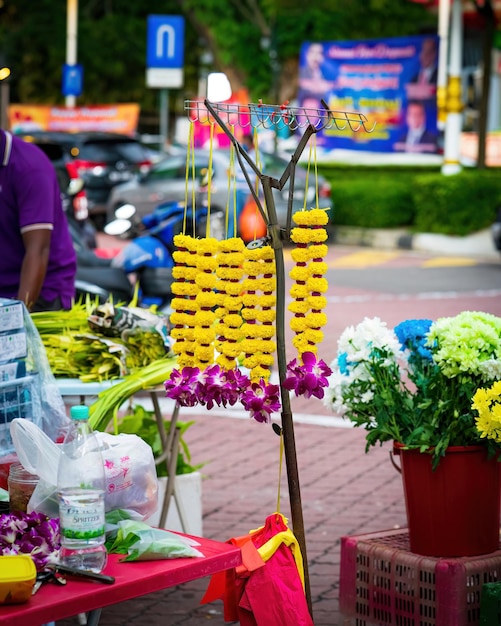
top-left (185, 98), bottom-right (373, 611)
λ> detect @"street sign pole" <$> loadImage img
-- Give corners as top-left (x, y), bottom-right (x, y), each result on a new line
top-left (65, 0), bottom-right (78, 108)
top-left (146, 15), bottom-right (185, 146)
top-left (160, 88), bottom-right (169, 149)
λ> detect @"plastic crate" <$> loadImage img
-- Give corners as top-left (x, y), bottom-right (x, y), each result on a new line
top-left (340, 529), bottom-right (501, 626)
top-left (0, 374), bottom-right (41, 455)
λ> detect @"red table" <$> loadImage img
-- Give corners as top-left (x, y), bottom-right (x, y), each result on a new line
top-left (0, 535), bottom-right (241, 626)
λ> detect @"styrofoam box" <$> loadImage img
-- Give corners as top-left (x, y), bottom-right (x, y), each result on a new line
top-left (0, 299), bottom-right (24, 334)
top-left (0, 330), bottom-right (27, 363)
top-left (339, 528), bottom-right (501, 626)
top-left (0, 374), bottom-right (41, 455)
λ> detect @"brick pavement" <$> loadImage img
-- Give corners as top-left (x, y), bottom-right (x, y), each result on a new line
top-left (56, 241), bottom-right (501, 626)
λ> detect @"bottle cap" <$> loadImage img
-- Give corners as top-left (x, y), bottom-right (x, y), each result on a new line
top-left (70, 405), bottom-right (90, 420)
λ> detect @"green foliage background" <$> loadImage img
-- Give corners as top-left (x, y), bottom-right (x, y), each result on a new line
top-left (0, 0), bottom-right (435, 117)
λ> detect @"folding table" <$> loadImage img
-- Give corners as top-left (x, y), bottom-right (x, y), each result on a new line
top-left (0, 535), bottom-right (241, 626)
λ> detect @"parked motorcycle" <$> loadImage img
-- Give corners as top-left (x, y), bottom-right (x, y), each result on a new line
top-left (58, 168), bottom-right (97, 250)
top-left (104, 200), bottom-right (225, 310)
top-left (57, 175), bottom-right (132, 304)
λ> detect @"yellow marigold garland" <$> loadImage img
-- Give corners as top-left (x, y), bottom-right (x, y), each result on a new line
top-left (289, 209), bottom-right (329, 358)
top-left (241, 245), bottom-right (276, 382)
top-left (193, 237), bottom-right (219, 368)
top-left (215, 237), bottom-right (246, 370)
top-left (170, 234), bottom-right (199, 367)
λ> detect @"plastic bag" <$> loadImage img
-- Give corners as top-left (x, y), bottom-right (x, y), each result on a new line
top-left (22, 302), bottom-right (70, 441)
top-left (106, 519), bottom-right (204, 561)
top-left (10, 419), bottom-right (158, 519)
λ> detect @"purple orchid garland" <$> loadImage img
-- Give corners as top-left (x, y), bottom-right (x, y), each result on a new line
top-left (165, 351), bottom-right (331, 423)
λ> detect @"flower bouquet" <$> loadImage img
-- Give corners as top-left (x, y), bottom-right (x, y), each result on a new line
top-left (324, 311), bottom-right (501, 467)
top-left (324, 311), bottom-right (501, 556)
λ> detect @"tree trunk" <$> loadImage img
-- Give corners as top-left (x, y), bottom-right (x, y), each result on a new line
top-left (476, 0), bottom-right (496, 169)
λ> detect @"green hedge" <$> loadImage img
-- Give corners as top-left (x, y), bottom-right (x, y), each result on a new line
top-left (412, 170), bottom-right (501, 236)
top-left (317, 165), bottom-right (501, 236)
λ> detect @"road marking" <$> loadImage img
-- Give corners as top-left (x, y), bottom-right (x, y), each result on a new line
top-left (322, 289), bottom-right (501, 303)
top-left (285, 249), bottom-right (488, 269)
top-left (328, 250), bottom-right (400, 268)
top-left (422, 256), bottom-right (478, 267)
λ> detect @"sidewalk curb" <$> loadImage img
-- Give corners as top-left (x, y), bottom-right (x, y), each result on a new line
top-left (334, 226), bottom-right (500, 260)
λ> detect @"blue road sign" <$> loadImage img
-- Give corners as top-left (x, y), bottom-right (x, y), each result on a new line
top-left (146, 15), bottom-right (185, 69)
top-left (62, 64), bottom-right (83, 97)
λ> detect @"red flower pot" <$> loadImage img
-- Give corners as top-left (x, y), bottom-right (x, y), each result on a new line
top-left (394, 443), bottom-right (501, 557)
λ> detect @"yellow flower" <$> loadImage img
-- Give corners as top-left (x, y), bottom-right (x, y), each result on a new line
top-left (242, 293), bottom-right (259, 307)
top-left (259, 294), bottom-right (276, 308)
top-left (195, 272), bottom-right (218, 289)
top-left (290, 244), bottom-right (328, 263)
top-left (255, 309), bottom-right (276, 324)
top-left (290, 284), bottom-right (309, 299)
top-left (218, 251), bottom-right (246, 266)
top-left (172, 282), bottom-right (199, 297)
top-left (241, 323), bottom-right (275, 339)
top-left (290, 317), bottom-right (308, 333)
top-left (223, 313), bottom-right (244, 328)
top-left (216, 266), bottom-right (245, 281)
top-left (219, 237), bottom-right (246, 252)
top-left (308, 295), bottom-right (327, 310)
top-left (288, 300), bottom-right (310, 315)
top-left (196, 255), bottom-right (219, 272)
top-left (194, 310), bottom-right (216, 327)
top-left (292, 333), bottom-right (317, 354)
top-left (249, 364), bottom-right (272, 382)
top-left (306, 312), bottom-right (327, 329)
top-left (196, 291), bottom-right (217, 308)
top-left (292, 208), bottom-right (330, 226)
top-left (218, 327), bottom-right (243, 342)
top-left (290, 227), bottom-right (328, 244)
top-left (196, 237), bottom-right (219, 254)
top-left (472, 381), bottom-right (501, 442)
top-left (289, 266), bottom-right (311, 281)
top-left (307, 277), bottom-right (328, 293)
top-left (172, 266), bottom-right (198, 280)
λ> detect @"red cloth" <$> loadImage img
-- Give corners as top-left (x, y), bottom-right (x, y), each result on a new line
top-left (202, 513), bottom-right (313, 626)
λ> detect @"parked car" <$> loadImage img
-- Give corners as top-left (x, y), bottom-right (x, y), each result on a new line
top-left (19, 134), bottom-right (97, 248)
top-left (17, 131), bottom-right (154, 229)
top-left (106, 148), bottom-right (333, 235)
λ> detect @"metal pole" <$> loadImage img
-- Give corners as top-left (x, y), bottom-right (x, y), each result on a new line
top-left (261, 177), bottom-right (311, 612)
top-left (0, 81), bottom-right (9, 130)
top-left (66, 0), bottom-right (78, 108)
top-left (160, 89), bottom-right (169, 149)
top-left (442, 0), bottom-right (463, 175)
top-left (437, 0), bottom-right (451, 131)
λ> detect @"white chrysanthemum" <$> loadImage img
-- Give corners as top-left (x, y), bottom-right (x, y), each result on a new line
top-left (339, 317), bottom-right (401, 365)
top-left (478, 359), bottom-right (501, 382)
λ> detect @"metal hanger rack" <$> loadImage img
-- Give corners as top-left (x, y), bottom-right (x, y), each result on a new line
top-left (185, 98), bottom-right (374, 609)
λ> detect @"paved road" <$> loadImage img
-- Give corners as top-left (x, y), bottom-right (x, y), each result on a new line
top-left (58, 242), bottom-right (501, 626)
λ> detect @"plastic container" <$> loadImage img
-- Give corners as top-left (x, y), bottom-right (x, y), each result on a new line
top-left (57, 405), bottom-right (107, 573)
top-left (8, 462), bottom-right (38, 513)
top-left (0, 555), bottom-right (36, 604)
top-left (340, 529), bottom-right (501, 626)
top-left (396, 444), bottom-right (501, 557)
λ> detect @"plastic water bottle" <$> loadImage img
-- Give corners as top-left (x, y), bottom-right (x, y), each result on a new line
top-left (57, 405), bottom-right (107, 573)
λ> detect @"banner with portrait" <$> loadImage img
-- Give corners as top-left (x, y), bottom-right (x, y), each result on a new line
top-left (297, 35), bottom-right (440, 154)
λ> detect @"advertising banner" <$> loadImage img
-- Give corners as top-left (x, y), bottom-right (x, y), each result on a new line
top-left (8, 103), bottom-right (140, 135)
top-left (298, 35), bottom-right (440, 154)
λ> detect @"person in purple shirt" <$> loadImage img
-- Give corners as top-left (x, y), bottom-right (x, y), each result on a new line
top-left (0, 129), bottom-right (76, 311)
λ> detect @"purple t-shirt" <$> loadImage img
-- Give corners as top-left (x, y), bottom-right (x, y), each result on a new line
top-left (0, 131), bottom-right (77, 308)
